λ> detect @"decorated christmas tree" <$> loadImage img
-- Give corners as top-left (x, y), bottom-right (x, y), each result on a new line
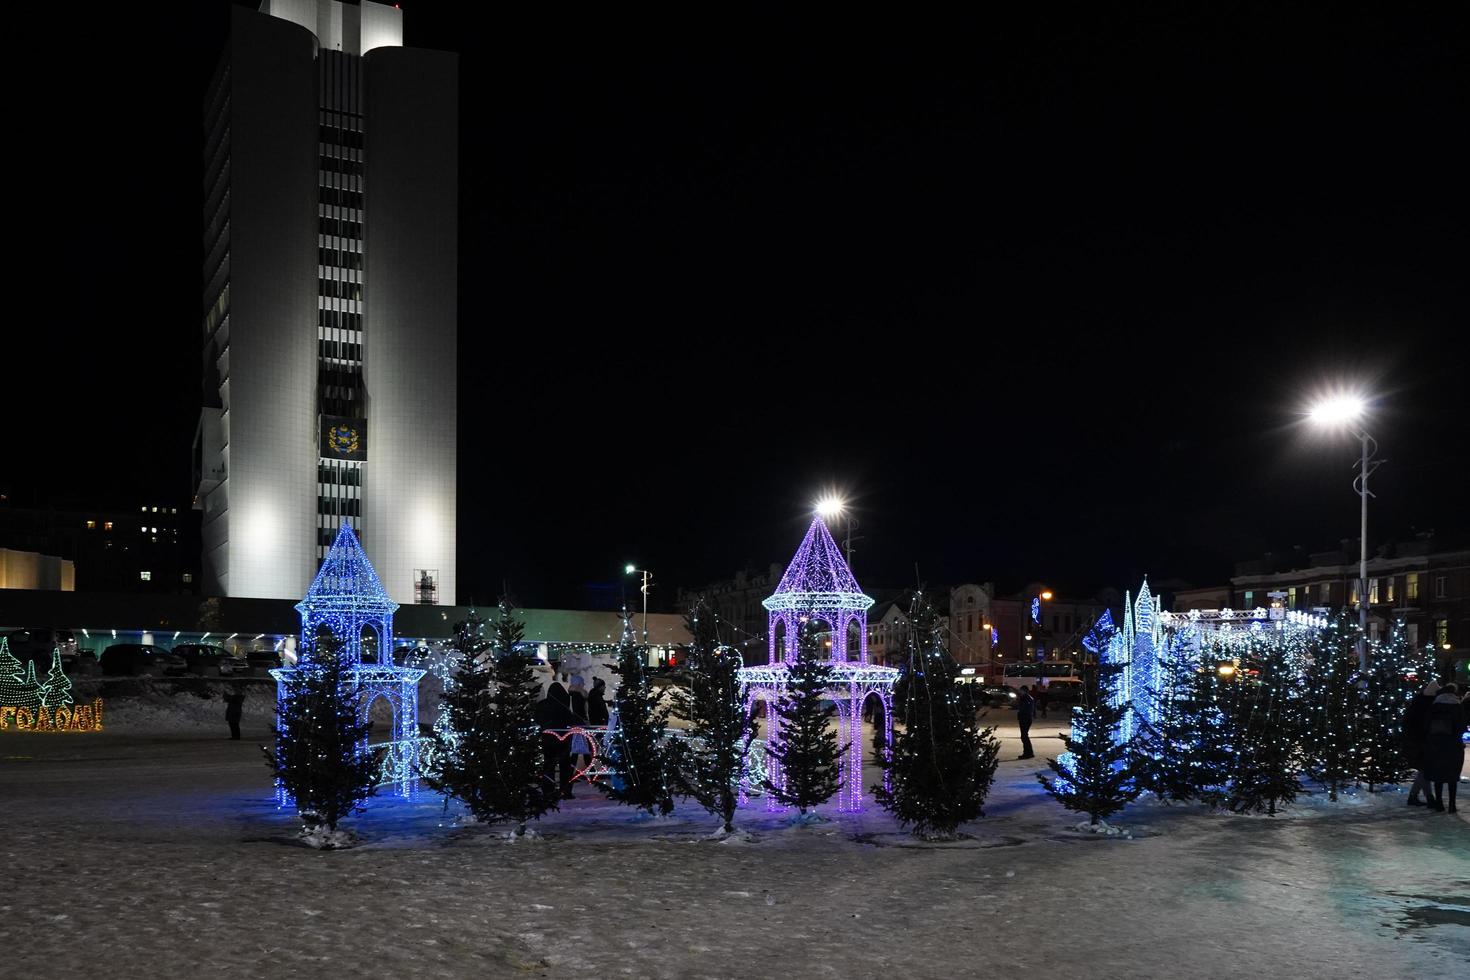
top-left (0, 638), bottom-right (42, 709)
top-left (671, 600), bottom-right (756, 834)
top-left (427, 604), bottom-right (555, 836)
top-left (601, 634), bottom-right (676, 816)
top-left (1223, 632), bottom-right (1304, 815)
top-left (262, 632), bottom-right (382, 837)
top-left (876, 594), bottom-right (1001, 840)
top-left (764, 620), bottom-right (846, 816)
top-left (39, 649), bottom-right (73, 708)
top-left (1039, 661), bottom-right (1140, 826)
top-left (1133, 649), bottom-right (1205, 804)
top-left (1183, 656), bottom-right (1237, 809)
top-left (1357, 620), bottom-right (1437, 791)
top-left (1299, 615), bottom-right (1365, 802)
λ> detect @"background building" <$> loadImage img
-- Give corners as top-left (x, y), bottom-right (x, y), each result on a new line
top-left (1230, 534), bottom-right (1469, 676)
top-left (195, 0), bottom-right (457, 604)
top-left (0, 495), bottom-right (199, 594)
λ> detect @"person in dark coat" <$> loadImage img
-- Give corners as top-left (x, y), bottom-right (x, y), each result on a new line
top-left (587, 677), bottom-right (610, 726)
top-left (1015, 686), bottom-right (1036, 759)
top-left (1423, 683), bottom-right (1467, 813)
top-left (534, 684), bottom-right (580, 799)
top-left (222, 685), bottom-right (245, 740)
top-left (1402, 680), bottom-right (1439, 806)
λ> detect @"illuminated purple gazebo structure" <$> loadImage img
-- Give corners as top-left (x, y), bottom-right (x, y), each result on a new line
top-left (738, 515), bottom-right (899, 812)
top-left (271, 524), bottom-right (425, 798)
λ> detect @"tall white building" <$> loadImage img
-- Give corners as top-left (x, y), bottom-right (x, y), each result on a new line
top-left (195, 0), bottom-right (457, 605)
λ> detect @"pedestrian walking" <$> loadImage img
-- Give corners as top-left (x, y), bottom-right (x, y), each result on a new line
top-left (1424, 682), bottom-right (1467, 814)
top-left (1403, 680), bottom-right (1439, 806)
top-left (1016, 685), bottom-right (1036, 759)
top-left (223, 684), bottom-right (245, 740)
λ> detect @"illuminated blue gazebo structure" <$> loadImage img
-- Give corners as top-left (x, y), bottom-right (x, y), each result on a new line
top-left (271, 524), bottom-right (425, 797)
top-left (738, 516), bottom-right (899, 812)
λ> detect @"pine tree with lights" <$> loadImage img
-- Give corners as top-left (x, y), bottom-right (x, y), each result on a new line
top-left (1299, 616), bottom-right (1365, 802)
top-left (877, 594), bottom-right (1001, 840)
top-left (1039, 661), bottom-right (1140, 826)
top-left (764, 620), bottom-right (846, 816)
top-left (1184, 655), bottom-right (1237, 809)
top-left (427, 605), bottom-right (555, 836)
top-left (1134, 649), bottom-right (1204, 804)
top-left (1357, 620), bottom-right (1436, 791)
top-left (262, 632), bottom-right (382, 837)
top-left (1223, 633), bottom-right (1304, 815)
top-left (38, 649), bottom-right (73, 708)
top-left (0, 638), bottom-right (41, 709)
top-left (601, 636), bottom-right (677, 816)
top-left (671, 600), bottom-right (756, 834)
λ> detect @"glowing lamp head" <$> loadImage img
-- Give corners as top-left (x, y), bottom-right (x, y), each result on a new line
top-left (815, 496), bottom-right (845, 520)
top-left (1307, 393), bottom-right (1367, 428)
top-left (1217, 663), bottom-right (1237, 678)
top-left (1040, 590), bottom-right (1054, 601)
top-left (625, 564), bottom-right (636, 575)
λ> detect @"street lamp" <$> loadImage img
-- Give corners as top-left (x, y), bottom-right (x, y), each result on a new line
top-left (1307, 391), bottom-right (1381, 670)
top-left (625, 564), bottom-right (652, 644)
top-left (815, 495), bottom-right (859, 566)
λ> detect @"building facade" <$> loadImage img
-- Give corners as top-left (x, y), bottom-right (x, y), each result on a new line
top-left (1229, 536), bottom-right (1469, 676)
top-left (0, 499), bottom-right (199, 594)
top-left (195, 0), bottom-right (457, 604)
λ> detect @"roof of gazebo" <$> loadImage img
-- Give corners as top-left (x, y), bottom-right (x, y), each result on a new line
top-left (295, 523), bottom-right (400, 618)
top-left (762, 516), bottom-right (874, 613)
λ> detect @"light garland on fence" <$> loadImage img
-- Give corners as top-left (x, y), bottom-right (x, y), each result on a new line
top-left (0, 641), bottom-right (103, 733)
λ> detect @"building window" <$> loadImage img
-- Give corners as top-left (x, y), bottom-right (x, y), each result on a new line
top-left (1243, 590), bottom-right (1254, 608)
top-left (103, 521), bottom-right (113, 531)
top-left (1435, 576), bottom-right (1447, 599)
top-left (967, 613), bottom-right (974, 632)
top-left (1407, 623), bottom-right (1419, 647)
top-left (1386, 578), bottom-right (1395, 603)
top-left (1350, 582), bottom-right (1360, 607)
top-left (1322, 582), bottom-right (1330, 603)
top-left (140, 571), bottom-right (152, 581)
top-left (182, 573), bottom-right (193, 584)
top-left (1368, 579), bottom-right (1379, 605)
top-left (1436, 619), bottom-right (1449, 648)
top-left (1407, 573), bottom-right (1420, 601)
top-left (85, 520), bottom-right (96, 530)
top-left (1289, 586), bottom-right (1298, 608)
top-left (1369, 621), bottom-right (1381, 642)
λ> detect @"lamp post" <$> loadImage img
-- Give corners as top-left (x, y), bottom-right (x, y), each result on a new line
top-left (816, 495), bottom-right (857, 565)
top-left (1307, 393), bottom-right (1381, 671)
top-left (624, 564), bottom-right (652, 644)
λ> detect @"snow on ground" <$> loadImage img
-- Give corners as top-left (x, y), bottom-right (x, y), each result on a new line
top-left (2, 704), bottom-right (1467, 979)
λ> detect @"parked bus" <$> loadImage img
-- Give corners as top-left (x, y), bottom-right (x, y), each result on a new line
top-left (1001, 660), bottom-right (1083, 690)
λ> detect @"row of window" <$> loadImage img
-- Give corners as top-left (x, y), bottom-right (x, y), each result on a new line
top-left (319, 216), bottom-right (362, 239)
top-left (320, 125), bottom-right (364, 151)
top-left (318, 308), bottom-right (362, 332)
top-left (317, 524), bottom-right (360, 547)
top-left (318, 246), bottom-right (363, 271)
top-left (320, 186), bottom-right (363, 211)
top-left (318, 338), bottom-right (363, 363)
top-left (317, 463), bottom-right (362, 486)
top-left (317, 497), bottom-right (362, 517)
top-left (318, 277), bottom-right (363, 302)
top-left (1245, 572), bottom-right (1450, 612)
top-left (319, 153), bottom-right (363, 178)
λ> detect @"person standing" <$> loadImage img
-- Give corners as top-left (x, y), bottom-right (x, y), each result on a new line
top-left (1403, 680), bottom-right (1439, 806)
top-left (1424, 683), bottom-right (1467, 814)
top-left (1016, 685), bottom-right (1036, 759)
top-left (587, 677), bottom-right (610, 726)
top-left (223, 685), bottom-right (245, 740)
top-left (567, 676), bottom-right (591, 790)
top-left (534, 685), bottom-right (579, 799)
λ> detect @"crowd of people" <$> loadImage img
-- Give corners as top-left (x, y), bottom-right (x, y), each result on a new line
top-left (533, 673), bottom-right (610, 799)
top-left (1404, 680), bottom-right (1469, 814)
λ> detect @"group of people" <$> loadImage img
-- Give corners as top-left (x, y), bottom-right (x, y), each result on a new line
top-left (533, 674), bottom-right (610, 799)
top-left (1405, 680), bottom-right (1468, 814)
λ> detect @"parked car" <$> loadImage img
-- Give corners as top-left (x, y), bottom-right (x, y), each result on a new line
top-left (977, 685), bottom-right (1018, 708)
top-left (99, 643), bottom-right (188, 677)
top-left (1, 627), bottom-right (80, 670)
top-left (172, 643), bottom-right (250, 677)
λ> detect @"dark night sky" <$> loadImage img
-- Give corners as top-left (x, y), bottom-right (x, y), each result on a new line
top-left (9, 2), bottom-right (1467, 610)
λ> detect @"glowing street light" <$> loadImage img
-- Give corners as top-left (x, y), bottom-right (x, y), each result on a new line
top-left (815, 493), bottom-right (859, 566)
top-left (1040, 590), bottom-right (1054, 601)
top-left (624, 565), bottom-right (652, 643)
top-left (1306, 388), bottom-right (1380, 670)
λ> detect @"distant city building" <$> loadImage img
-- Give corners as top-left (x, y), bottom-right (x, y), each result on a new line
top-left (0, 550), bottom-right (75, 591)
top-left (1229, 535), bottom-right (1469, 674)
top-left (675, 563), bottom-right (785, 662)
top-left (0, 500), bottom-right (198, 594)
top-left (1170, 584), bottom-right (1231, 611)
top-left (196, 0), bottom-right (457, 603)
top-left (979, 582), bottom-right (1112, 674)
top-left (948, 582), bottom-right (994, 669)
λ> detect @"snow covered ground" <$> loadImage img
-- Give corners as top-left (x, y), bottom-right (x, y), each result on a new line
top-left (3, 700), bottom-right (1467, 979)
